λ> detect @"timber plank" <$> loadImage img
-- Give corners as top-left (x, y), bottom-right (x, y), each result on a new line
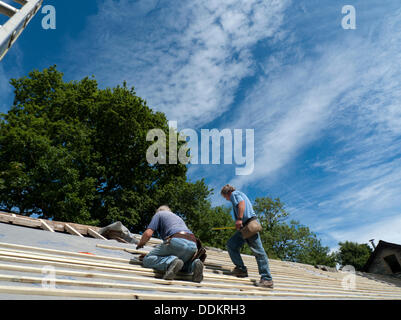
top-left (39, 220), bottom-right (54, 232)
top-left (88, 228), bottom-right (107, 240)
top-left (64, 224), bottom-right (84, 237)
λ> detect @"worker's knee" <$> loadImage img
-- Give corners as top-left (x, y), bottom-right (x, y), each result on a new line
top-left (142, 255), bottom-right (157, 268)
top-left (251, 249), bottom-right (268, 261)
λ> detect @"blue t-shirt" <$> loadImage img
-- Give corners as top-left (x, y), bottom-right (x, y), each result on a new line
top-left (147, 210), bottom-right (192, 240)
top-left (230, 190), bottom-right (256, 223)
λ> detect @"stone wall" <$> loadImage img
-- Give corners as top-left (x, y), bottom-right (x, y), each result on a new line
top-left (367, 247), bottom-right (401, 276)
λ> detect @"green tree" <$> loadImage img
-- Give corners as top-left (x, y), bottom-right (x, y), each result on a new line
top-left (0, 66), bottom-right (337, 263)
top-left (336, 241), bottom-right (372, 271)
top-left (244, 196), bottom-right (336, 266)
top-left (147, 179), bottom-right (234, 248)
top-left (254, 197), bottom-right (288, 231)
top-left (0, 66), bottom-right (210, 232)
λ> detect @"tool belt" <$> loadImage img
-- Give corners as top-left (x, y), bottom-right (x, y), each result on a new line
top-left (169, 232), bottom-right (197, 244)
top-left (193, 238), bottom-right (207, 263)
top-left (240, 216), bottom-right (263, 239)
top-left (166, 232), bottom-right (207, 263)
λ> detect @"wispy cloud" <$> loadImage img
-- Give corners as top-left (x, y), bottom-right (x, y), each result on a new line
top-left (64, 0), bottom-right (291, 127)
top-left (329, 215), bottom-right (401, 246)
top-left (59, 0), bottom-right (401, 248)
top-left (208, 4), bottom-right (401, 247)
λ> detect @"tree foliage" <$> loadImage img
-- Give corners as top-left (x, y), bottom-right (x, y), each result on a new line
top-left (0, 66), bottom-right (229, 233)
top-left (147, 179), bottom-right (234, 248)
top-left (0, 66), bottom-right (336, 266)
top-left (336, 241), bottom-right (372, 271)
top-left (240, 196), bottom-right (337, 267)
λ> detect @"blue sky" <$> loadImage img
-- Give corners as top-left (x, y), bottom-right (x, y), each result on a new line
top-left (1, 0), bottom-right (401, 251)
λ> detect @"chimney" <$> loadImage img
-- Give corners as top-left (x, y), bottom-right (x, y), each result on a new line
top-left (369, 239), bottom-right (376, 250)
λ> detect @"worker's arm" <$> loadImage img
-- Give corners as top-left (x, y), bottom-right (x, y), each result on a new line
top-left (136, 228), bottom-right (154, 249)
top-left (236, 200), bottom-right (246, 230)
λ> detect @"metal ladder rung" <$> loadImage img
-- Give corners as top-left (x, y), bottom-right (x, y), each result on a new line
top-left (0, 1), bottom-right (19, 18)
top-left (0, 0), bottom-right (42, 61)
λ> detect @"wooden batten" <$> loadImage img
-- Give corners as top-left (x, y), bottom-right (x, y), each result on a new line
top-left (0, 245), bottom-right (399, 293)
top-left (88, 228), bottom-right (107, 240)
top-left (39, 219), bottom-right (54, 232)
top-left (0, 211), bottom-right (102, 237)
top-left (1, 211), bottom-right (401, 300)
top-left (64, 224), bottom-right (84, 237)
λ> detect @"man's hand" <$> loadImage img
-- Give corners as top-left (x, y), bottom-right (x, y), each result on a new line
top-left (136, 228), bottom-right (154, 250)
top-left (235, 219), bottom-right (243, 230)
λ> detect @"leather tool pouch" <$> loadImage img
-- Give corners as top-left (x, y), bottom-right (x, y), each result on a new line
top-left (191, 238), bottom-right (207, 263)
top-left (240, 217), bottom-right (263, 239)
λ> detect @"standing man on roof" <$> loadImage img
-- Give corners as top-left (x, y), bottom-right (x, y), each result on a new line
top-left (136, 205), bottom-right (204, 282)
top-left (221, 184), bottom-right (274, 289)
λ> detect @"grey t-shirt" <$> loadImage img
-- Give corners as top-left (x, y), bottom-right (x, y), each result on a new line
top-left (147, 210), bottom-right (192, 240)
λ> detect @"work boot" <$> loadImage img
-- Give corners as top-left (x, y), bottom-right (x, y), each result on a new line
top-left (164, 259), bottom-right (184, 280)
top-left (256, 279), bottom-right (274, 289)
top-left (192, 259), bottom-right (204, 283)
top-left (231, 266), bottom-right (248, 278)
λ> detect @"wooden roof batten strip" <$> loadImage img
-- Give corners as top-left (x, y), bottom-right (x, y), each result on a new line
top-left (0, 242), bottom-right (400, 299)
top-left (1, 211), bottom-right (401, 299)
top-left (0, 254), bottom-right (397, 300)
top-left (0, 211), bottom-right (101, 236)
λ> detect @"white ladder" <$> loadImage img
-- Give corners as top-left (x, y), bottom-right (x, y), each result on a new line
top-left (0, 0), bottom-right (42, 61)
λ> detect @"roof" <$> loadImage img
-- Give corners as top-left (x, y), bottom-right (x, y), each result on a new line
top-left (363, 240), bottom-right (401, 273)
top-left (0, 211), bottom-right (401, 300)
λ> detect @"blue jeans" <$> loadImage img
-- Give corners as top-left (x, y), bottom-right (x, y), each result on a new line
top-left (143, 237), bottom-right (198, 273)
top-left (227, 231), bottom-right (273, 281)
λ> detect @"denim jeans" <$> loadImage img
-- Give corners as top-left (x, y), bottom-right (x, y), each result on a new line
top-left (143, 237), bottom-right (198, 273)
top-left (227, 231), bottom-right (273, 281)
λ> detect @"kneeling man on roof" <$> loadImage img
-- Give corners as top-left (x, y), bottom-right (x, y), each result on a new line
top-left (136, 205), bottom-right (204, 282)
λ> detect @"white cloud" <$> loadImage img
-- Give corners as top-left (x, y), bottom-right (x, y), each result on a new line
top-left (64, 0), bottom-right (291, 127)
top-left (317, 159), bottom-right (401, 212)
top-left (228, 42), bottom-right (360, 189)
top-left (228, 8), bottom-right (401, 201)
top-left (60, 0), bottom-right (401, 248)
top-left (329, 215), bottom-right (401, 246)
top-left (193, 6), bottom-right (401, 250)
top-left (302, 11), bottom-right (401, 221)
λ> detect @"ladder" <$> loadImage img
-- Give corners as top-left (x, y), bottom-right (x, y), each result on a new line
top-left (0, 0), bottom-right (42, 61)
